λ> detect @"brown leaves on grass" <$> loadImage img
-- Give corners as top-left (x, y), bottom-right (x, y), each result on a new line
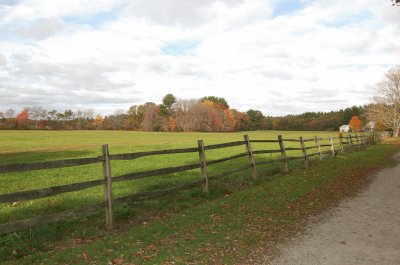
top-left (239, 164), bottom-right (385, 264)
top-left (110, 258), bottom-right (124, 264)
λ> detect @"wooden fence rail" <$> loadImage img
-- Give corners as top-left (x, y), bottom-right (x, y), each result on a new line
top-left (0, 132), bottom-right (387, 235)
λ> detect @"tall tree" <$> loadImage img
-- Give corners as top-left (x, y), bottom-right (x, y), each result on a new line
top-left (246, 109), bottom-right (264, 130)
top-left (64, 109), bottom-right (74, 120)
top-left (30, 105), bottom-right (47, 128)
top-left (4, 109), bottom-right (16, 128)
top-left (92, 114), bottom-right (104, 129)
top-left (161, 93), bottom-right (176, 114)
top-left (127, 105), bottom-right (142, 130)
top-left (367, 65), bottom-right (400, 137)
top-left (140, 102), bottom-right (164, 131)
top-left (4, 109), bottom-right (15, 119)
top-left (342, 106), bottom-right (363, 125)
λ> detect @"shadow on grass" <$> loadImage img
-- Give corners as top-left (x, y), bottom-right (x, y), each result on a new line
top-left (0, 150), bottom-right (95, 165)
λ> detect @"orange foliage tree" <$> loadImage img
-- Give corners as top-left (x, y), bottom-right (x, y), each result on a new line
top-left (168, 117), bottom-right (177, 131)
top-left (92, 114), bottom-right (104, 129)
top-left (16, 107), bottom-right (29, 128)
top-left (349, 116), bottom-right (362, 132)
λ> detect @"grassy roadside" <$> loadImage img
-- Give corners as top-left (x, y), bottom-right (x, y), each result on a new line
top-left (7, 139), bottom-right (398, 265)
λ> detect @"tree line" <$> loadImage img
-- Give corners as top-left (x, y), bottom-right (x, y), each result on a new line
top-left (0, 94), bottom-right (367, 132)
top-left (2, 65), bottom-right (398, 134)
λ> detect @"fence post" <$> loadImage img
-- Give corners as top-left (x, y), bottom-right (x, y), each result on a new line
top-left (361, 134), bottom-right (366, 149)
top-left (244, 135), bottom-right (257, 179)
top-left (339, 134), bottom-right (344, 153)
top-left (364, 134), bottom-right (368, 147)
top-left (102, 144), bottom-right (115, 230)
top-left (315, 136), bottom-right (322, 161)
top-left (197, 140), bottom-right (209, 194)
top-left (355, 134), bottom-right (359, 150)
top-left (300, 136), bottom-right (310, 168)
top-left (349, 134), bottom-right (354, 149)
top-left (329, 136), bottom-right (335, 156)
top-left (278, 135), bottom-right (289, 173)
top-left (346, 134), bottom-right (351, 152)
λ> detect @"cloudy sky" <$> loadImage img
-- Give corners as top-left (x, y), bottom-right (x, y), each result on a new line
top-left (0, 0), bottom-right (399, 116)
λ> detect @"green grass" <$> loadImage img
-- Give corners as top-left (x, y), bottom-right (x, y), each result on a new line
top-left (7, 138), bottom-right (398, 264)
top-left (0, 130), bottom-right (365, 262)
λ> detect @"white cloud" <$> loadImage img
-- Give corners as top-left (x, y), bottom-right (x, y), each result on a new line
top-left (16, 18), bottom-right (65, 40)
top-left (0, 0), bottom-right (399, 115)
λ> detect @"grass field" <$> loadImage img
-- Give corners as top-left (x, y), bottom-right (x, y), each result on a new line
top-left (0, 130), bottom-right (351, 262)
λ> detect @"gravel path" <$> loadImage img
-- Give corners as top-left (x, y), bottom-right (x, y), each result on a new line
top-left (266, 153), bottom-right (400, 265)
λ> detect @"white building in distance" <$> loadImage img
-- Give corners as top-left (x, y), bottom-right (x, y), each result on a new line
top-left (339, 125), bottom-right (350, 132)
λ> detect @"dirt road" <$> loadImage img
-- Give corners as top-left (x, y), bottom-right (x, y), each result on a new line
top-left (265, 153), bottom-right (400, 265)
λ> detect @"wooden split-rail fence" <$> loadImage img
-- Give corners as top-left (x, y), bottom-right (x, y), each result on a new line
top-left (0, 133), bottom-right (384, 235)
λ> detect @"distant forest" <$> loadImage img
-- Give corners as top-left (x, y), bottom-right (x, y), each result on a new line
top-left (0, 94), bottom-right (366, 132)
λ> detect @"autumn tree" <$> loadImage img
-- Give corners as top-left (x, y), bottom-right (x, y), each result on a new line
top-left (201, 96), bottom-right (229, 109)
top-left (92, 114), bottom-right (104, 129)
top-left (140, 102), bottom-right (164, 131)
top-left (349, 116), bottom-right (362, 132)
top-left (174, 99), bottom-right (198, 131)
top-left (232, 110), bottom-right (250, 131)
top-left (16, 107), bottom-right (30, 128)
top-left (30, 105), bottom-right (47, 128)
top-left (127, 105), bottom-right (142, 130)
top-left (367, 65), bottom-right (400, 137)
top-left (4, 109), bottom-right (16, 128)
top-left (189, 101), bottom-right (214, 131)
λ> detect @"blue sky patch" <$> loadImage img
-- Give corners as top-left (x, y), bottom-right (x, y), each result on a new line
top-left (161, 40), bottom-right (199, 55)
top-left (63, 11), bottom-right (116, 28)
top-left (273, 0), bottom-right (305, 17)
top-left (322, 12), bottom-right (374, 27)
top-left (0, 0), bottom-right (20, 6)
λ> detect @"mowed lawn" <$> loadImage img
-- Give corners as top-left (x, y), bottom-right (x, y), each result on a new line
top-left (0, 130), bottom-right (346, 261)
top-left (0, 130), bottom-right (341, 155)
top-left (0, 130), bottom-right (342, 223)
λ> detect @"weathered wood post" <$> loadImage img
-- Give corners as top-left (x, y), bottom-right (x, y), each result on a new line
top-left (339, 133), bottom-right (344, 153)
top-left (244, 135), bottom-right (257, 179)
top-left (300, 136), bottom-right (310, 168)
top-left (355, 134), bottom-right (359, 150)
top-left (361, 134), bottom-right (366, 149)
top-left (362, 134), bottom-right (367, 149)
top-left (278, 135), bottom-right (289, 173)
top-left (329, 136), bottom-right (335, 156)
top-left (315, 136), bottom-right (323, 161)
top-left (349, 134), bottom-right (354, 149)
top-left (102, 144), bottom-right (115, 230)
top-left (197, 140), bottom-right (209, 194)
top-left (346, 134), bottom-right (351, 152)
